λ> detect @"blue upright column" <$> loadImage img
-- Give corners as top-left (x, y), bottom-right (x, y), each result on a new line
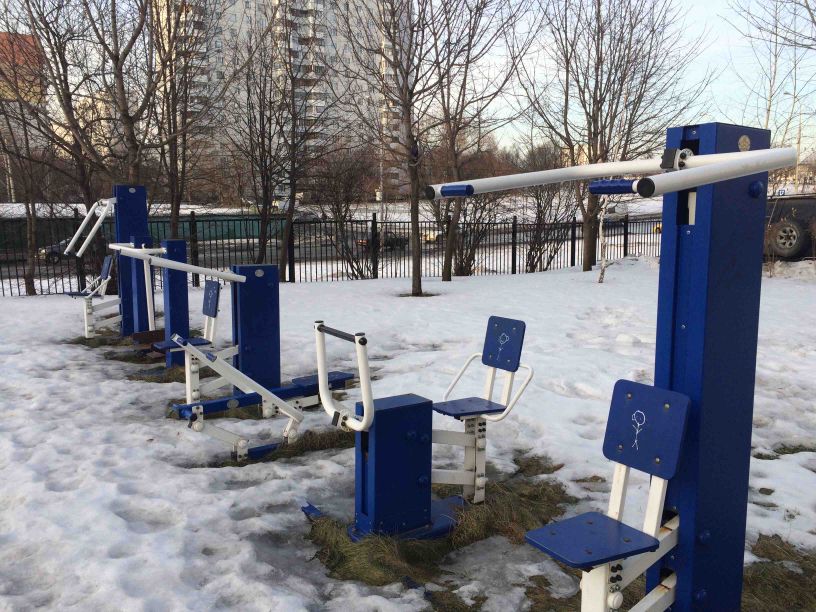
top-left (349, 393), bottom-right (463, 541)
top-left (162, 240), bottom-right (190, 368)
top-left (130, 234), bottom-right (153, 334)
top-left (231, 264), bottom-right (281, 389)
top-left (648, 123), bottom-right (769, 610)
top-left (113, 185), bottom-right (149, 337)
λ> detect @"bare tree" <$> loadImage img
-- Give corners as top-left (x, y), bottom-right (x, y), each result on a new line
top-left (427, 0), bottom-right (537, 281)
top-left (729, 0), bottom-right (815, 191)
top-left (333, 0), bottom-right (442, 295)
top-left (308, 145), bottom-right (378, 278)
top-left (515, 141), bottom-right (579, 272)
top-left (522, 0), bottom-right (708, 271)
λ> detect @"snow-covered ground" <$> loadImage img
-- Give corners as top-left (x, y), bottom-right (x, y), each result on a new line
top-left (0, 258), bottom-right (814, 610)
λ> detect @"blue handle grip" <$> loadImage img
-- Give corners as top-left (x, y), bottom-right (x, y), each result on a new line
top-left (588, 179), bottom-right (636, 195)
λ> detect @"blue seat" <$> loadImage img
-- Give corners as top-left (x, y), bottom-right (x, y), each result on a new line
top-left (525, 380), bottom-right (691, 570)
top-left (290, 371), bottom-right (354, 394)
top-left (433, 397), bottom-right (506, 419)
top-left (526, 512), bottom-right (659, 569)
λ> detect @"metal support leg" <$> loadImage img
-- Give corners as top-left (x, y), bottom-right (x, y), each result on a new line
top-left (185, 352), bottom-right (200, 404)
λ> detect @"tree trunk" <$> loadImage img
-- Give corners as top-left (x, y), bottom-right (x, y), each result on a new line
top-left (582, 193), bottom-right (600, 271)
top-left (279, 172), bottom-right (297, 282)
top-left (408, 158), bottom-right (423, 296)
top-left (24, 204), bottom-right (36, 295)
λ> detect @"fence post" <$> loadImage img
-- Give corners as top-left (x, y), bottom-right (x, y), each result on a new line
top-left (623, 214), bottom-right (629, 257)
top-left (370, 212), bottom-right (379, 279)
top-left (287, 221), bottom-right (296, 282)
top-left (73, 207), bottom-right (87, 292)
top-left (511, 215), bottom-right (518, 274)
top-left (570, 216), bottom-right (577, 267)
top-left (189, 211), bottom-right (200, 287)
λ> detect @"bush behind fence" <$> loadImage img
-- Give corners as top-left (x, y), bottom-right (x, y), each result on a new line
top-left (0, 212), bottom-right (662, 296)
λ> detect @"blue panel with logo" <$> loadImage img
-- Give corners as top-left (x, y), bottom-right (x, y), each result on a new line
top-left (481, 316), bottom-right (525, 372)
top-left (203, 280), bottom-right (221, 318)
top-left (602, 380), bottom-right (690, 480)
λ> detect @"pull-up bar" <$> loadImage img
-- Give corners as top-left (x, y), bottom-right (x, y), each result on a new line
top-left (64, 198), bottom-right (116, 257)
top-left (425, 147), bottom-right (797, 200)
top-left (108, 243), bottom-right (247, 284)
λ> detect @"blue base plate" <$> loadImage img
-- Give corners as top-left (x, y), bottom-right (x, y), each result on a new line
top-left (347, 496), bottom-right (465, 542)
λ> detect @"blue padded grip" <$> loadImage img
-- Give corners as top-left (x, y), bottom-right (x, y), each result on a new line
top-left (588, 179), bottom-right (636, 195)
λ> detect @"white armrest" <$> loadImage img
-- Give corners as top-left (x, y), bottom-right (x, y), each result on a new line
top-left (442, 353), bottom-right (482, 401)
top-left (482, 363), bottom-right (533, 422)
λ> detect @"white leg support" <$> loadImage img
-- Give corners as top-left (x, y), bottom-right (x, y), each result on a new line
top-left (188, 406), bottom-right (251, 460)
top-left (185, 352), bottom-right (201, 404)
top-left (581, 564), bottom-right (614, 612)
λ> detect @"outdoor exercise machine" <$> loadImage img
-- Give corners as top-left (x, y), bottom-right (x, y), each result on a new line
top-left (430, 123), bottom-right (795, 611)
top-left (144, 260), bottom-right (352, 461)
top-left (303, 316), bottom-right (533, 540)
top-left (65, 255), bottom-right (122, 338)
top-left (64, 186), bottom-right (152, 338)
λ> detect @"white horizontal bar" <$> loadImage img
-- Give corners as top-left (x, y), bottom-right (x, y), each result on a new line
top-left (428, 148), bottom-right (796, 199)
top-left (195, 419), bottom-right (249, 448)
top-left (432, 469), bottom-right (474, 486)
top-left (200, 376), bottom-right (230, 395)
top-left (639, 147), bottom-right (796, 197)
top-left (629, 573), bottom-right (676, 612)
top-left (620, 515), bottom-right (679, 588)
top-left (93, 298), bottom-right (122, 312)
top-left (432, 429), bottom-right (476, 447)
top-left (109, 244), bottom-right (246, 283)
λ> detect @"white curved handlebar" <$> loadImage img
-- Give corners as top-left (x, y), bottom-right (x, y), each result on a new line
top-left (314, 321), bottom-right (375, 432)
top-left (442, 353), bottom-right (481, 401)
top-left (483, 364), bottom-right (534, 422)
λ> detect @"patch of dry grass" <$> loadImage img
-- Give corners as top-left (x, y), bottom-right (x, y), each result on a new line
top-left (306, 455), bottom-right (577, 597)
top-left (743, 534), bottom-right (816, 611)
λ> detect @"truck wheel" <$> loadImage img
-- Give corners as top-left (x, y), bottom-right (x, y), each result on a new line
top-left (769, 219), bottom-right (808, 258)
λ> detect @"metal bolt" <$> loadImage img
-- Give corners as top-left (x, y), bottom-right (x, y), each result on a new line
top-left (664, 403), bottom-right (671, 410)
top-left (626, 392), bottom-right (633, 400)
top-left (617, 444), bottom-right (623, 451)
top-left (655, 457), bottom-right (661, 464)
top-left (686, 229), bottom-right (691, 235)
top-left (681, 324), bottom-right (686, 330)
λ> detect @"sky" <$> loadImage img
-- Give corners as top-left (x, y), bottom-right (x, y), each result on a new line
top-left (500, 0), bottom-right (814, 150)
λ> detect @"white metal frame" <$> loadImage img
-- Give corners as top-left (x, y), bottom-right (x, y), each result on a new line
top-left (431, 353), bottom-right (534, 503)
top-left (173, 335), bottom-right (305, 460)
top-left (427, 147), bottom-right (797, 200)
top-left (576, 463), bottom-right (679, 612)
top-left (75, 260), bottom-right (121, 339)
top-left (314, 323), bottom-right (375, 433)
top-left (64, 198), bottom-right (116, 257)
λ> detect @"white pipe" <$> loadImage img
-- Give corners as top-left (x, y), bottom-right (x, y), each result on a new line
top-left (108, 243), bottom-right (246, 283)
top-left (314, 322), bottom-right (375, 432)
top-left (142, 257), bottom-right (156, 331)
top-left (64, 200), bottom-right (100, 255)
top-left (75, 200), bottom-right (114, 257)
top-left (637, 147), bottom-right (797, 197)
top-left (426, 148), bottom-right (796, 199)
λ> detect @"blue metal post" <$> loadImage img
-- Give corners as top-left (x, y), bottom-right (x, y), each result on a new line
top-left (648, 123), bottom-right (769, 610)
top-left (130, 234), bottom-right (153, 334)
top-left (113, 185), bottom-right (149, 336)
top-left (162, 239), bottom-right (189, 368)
top-left (231, 264), bottom-right (281, 389)
top-left (349, 394), bottom-right (461, 541)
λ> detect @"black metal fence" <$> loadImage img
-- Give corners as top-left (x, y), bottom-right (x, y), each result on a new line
top-left (0, 212), bottom-right (662, 296)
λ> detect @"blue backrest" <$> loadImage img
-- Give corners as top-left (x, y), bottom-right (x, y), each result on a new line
top-left (100, 255), bottom-right (113, 280)
top-left (202, 280), bottom-right (221, 318)
top-left (481, 316), bottom-right (526, 372)
top-left (602, 380), bottom-right (691, 480)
